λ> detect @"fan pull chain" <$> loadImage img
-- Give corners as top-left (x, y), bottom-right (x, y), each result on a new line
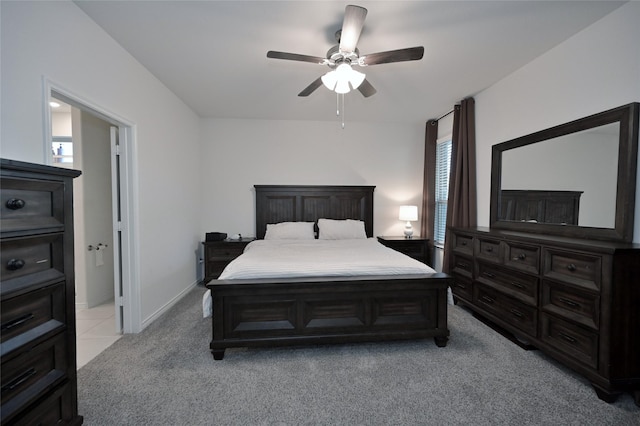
top-left (341, 94), bottom-right (345, 129)
top-left (336, 93), bottom-right (340, 116)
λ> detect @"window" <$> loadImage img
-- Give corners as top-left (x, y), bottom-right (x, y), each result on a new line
top-left (434, 136), bottom-right (452, 245)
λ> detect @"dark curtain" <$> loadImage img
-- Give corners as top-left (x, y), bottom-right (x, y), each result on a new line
top-left (421, 120), bottom-right (438, 262)
top-left (442, 97), bottom-right (477, 274)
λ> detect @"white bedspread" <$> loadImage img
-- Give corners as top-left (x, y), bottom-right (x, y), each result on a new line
top-left (202, 238), bottom-right (436, 317)
top-left (219, 238), bottom-right (436, 279)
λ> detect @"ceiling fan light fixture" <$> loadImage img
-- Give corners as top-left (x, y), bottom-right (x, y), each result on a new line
top-left (321, 70), bottom-right (338, 91)
top-left (348, 68), bottom-right (366, 89)
top-left (322, 63), bottom-right (365, 94)
top-left (335, 79), bottom-right (351, 94)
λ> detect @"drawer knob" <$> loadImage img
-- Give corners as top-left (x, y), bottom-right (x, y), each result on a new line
top-left (486, 247), bottom-right (493, 252)
top-left (1, 368), bottom-right (37, 392)
top-left (480, 295), bottom-right (494, 304)
top-left (517, 253), bottom-right (527, 260)
top-left (559, 297), bottom-right (580, 308)
top-left (5, 198), bottom-right (26, 210)
top-left (1, 313), bottom-right (35, 331)
top-left (6, 258), bottom-right (25, 271)
top-left (483, 272), bottom-right (496, 278)
top-left (567, 263), bottom-right (577, 272)
top-left (558, 332), bottom-right (577, 344)
top-left (510, 282), bottom-right (524, 289)
top-left (510, 308), bottom-right (524, 318)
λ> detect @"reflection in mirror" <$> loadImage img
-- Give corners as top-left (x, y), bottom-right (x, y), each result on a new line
top-left (490, 102), bottom-right (639, 242)
top-left (501, 123), bottom-right (619, 228)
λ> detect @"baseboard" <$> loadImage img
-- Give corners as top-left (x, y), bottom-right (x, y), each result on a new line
top-left (140, 280), bottom-right (199, 330)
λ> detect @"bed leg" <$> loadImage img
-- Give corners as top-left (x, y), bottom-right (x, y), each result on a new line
top-left (434, 336), bottom-right (448, 347)
top-left (212, 349), bottom-right (225, 360)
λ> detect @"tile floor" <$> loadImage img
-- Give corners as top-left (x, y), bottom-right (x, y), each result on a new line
top-left (76, 300), bottom-right (122, 369)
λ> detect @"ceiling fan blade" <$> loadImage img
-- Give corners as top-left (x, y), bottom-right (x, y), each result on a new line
top-left (357, 79), bottom-right (377, 98)
top-left (267, 51), bottom-right (325, 64)
top-left (339, 5), bottom-right (367, 53)
top-left (298, 77), bottom-right (324, 97)
top-left (361, 47), bottom-right (425, 66)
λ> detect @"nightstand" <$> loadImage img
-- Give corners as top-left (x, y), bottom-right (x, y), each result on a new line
top-left (202, 238), bottom-right (255, 282)
top-left (377, 236), bottom-right (431, 266)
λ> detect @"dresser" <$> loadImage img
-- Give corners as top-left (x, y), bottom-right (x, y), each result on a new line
top-left (1, 159), bottom-right (83, 424)
top-left (202, 238), bottom-right (254, 282)
top-left (449, 226), bottom-right (640, 404)
top-left (377, 236), bottom-right (431, 266)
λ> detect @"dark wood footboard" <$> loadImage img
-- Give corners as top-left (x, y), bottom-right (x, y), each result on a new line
top-left (206, 273), bottom-right (450, 360)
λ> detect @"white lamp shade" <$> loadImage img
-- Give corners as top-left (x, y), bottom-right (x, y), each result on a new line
top-left (321, 71), bottom-right (338, 91)
top-left (399, 205), bottom-right (418, 221)
top-left (335, 79), bottom-right (351, 94)
top-left (348, 69), bottom-right (365, 89)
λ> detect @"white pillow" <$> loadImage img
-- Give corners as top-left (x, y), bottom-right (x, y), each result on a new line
top-left (317, 218), bottom-right (367, 240)
top-left (264, 222), bottom-right (315, 240)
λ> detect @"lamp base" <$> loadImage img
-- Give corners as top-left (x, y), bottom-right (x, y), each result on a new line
top-left (403, 222), bottom-right (414, 239)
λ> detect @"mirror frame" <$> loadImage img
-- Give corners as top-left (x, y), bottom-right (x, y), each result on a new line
top-left (490, 102), bottom-right (639, 242)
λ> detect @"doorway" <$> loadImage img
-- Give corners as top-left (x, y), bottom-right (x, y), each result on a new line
top-left (45, 81), bottom-right (141, 344)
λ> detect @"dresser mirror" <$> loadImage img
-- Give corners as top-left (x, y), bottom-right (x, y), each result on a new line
top-left (490, 102), bottom-right (639, 242)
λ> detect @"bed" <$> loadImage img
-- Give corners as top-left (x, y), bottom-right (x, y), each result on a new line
top-left (206, 185), bottom-right (451, 360)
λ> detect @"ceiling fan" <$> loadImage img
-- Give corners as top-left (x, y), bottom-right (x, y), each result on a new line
top-left (266, 4), bottom-right (424, 98)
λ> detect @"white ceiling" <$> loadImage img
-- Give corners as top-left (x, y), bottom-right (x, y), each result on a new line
top-left (74, 1), bottom-right (625, 124)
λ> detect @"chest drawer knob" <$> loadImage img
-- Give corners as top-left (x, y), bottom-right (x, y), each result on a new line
top-left (483, 272), bottom-right (496, 278)
top-left (567, 263), bottom-right (577, 272)
top-left (1, 368), bottom-right (37, 392)
top-left (517, 253), bottom-right (527, 260)
top-left (6, 258), bottom-right (26, 271)
top-left (1, 313), bottom-right (35, 331)
top-left (558, 332), bottom-right (577, 344)
top-left (510, 281), bottom-right (524, 289)
top-left (5, 198), bottom-right (26, 210)
top-left (480, 295), bottom-right (495, 304)
top-left (510, 308), bottom-right (524, 318)
top-left (559, 297), bottom-right (580, 308)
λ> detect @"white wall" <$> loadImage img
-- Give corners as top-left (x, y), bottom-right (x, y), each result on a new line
top-left (200, 118), bottom-right (426, 238)
top-left (0, 1), bottom-right (202, 329)
top-left (475, 1), bottom-right (640, 242)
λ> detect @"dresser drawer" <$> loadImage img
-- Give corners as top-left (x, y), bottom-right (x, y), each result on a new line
top-left (452, 233), bottom-right (473, 256)
top-left (451, 254), bottom-right (473, 279)
top-left (1, 282), bottom-right (65, 344)
top-left (474, 283), bottom-right (537, 337)
top-left (476, 262), bottom-right (538, 305)
top-left (504, 241), bottom-right (540, 274)
top-left (543, 248), bottom-right (601, 291)
top-left (0, 177), bottom-right (65, 235)
top-left (0, 234), bottom-right (65, 285)
top-left (475, 237), bottom-right (501, 263)
top-left (540, 313), bottom-right (598, 369)
top-left (7, 380), bottom-right (76, 426)
top-left (541, 280), bottom-right (599, 330)
top-left (451, 275), bottom-right (472, 302)
top-left (1, 332), bottom-right (67, 419)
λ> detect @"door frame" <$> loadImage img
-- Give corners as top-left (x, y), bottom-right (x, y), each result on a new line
top-left (43, 77), bottom-right (142, 333)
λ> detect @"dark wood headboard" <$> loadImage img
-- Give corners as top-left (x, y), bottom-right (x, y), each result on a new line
top-left (255, 185), bottom-right (375, 239)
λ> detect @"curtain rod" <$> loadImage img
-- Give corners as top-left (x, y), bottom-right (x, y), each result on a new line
top-left (436, 104), bottom-right (462, 122)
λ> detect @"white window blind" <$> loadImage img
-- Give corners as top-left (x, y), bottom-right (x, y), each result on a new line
top-left (434, 137), bottom-right (452, 245)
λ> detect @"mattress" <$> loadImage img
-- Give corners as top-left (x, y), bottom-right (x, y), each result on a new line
top-left (202, 238), bottom-right (436, 317)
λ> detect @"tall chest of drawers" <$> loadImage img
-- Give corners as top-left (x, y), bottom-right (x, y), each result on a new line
top-left (1, 159), bottom-right (83, 424)
top-left (449, 226), bottom-right (640, 403)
